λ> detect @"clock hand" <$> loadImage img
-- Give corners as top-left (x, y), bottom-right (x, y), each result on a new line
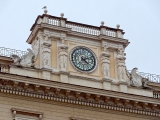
top-left (81, 56), bottom-right (89, 64)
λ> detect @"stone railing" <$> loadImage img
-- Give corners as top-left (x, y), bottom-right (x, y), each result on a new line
top-left (137, 71), bottom-right (160, 83)
top-left (0, 47), bottom-right (27, 58)
top-left (153, 91), bottom-right (160, 99)
top-left (0, 64), bottom-right (10, 73)
top-left (33, 14), bottom-right (124, 38)
top-left (66, 21), bottom-right (100, 36)
top-left (128, 70), bottom-right (160, 83)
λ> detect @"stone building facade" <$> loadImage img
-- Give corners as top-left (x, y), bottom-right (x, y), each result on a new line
top-left (0, 10), bottom-right (160, 120)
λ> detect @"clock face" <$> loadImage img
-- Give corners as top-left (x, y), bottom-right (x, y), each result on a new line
top-left (70, 46), bottom-right (97, 73)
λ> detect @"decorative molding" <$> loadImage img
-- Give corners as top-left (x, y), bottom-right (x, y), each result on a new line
top-left (70, 117), bottom-right (91, 120)
top-left (0, 73), bottom-right (159, 117)
top-left (11, 108), bottom-right (43, 120)
top-left (0, 86), bottom-right (158, 117)
top-left (116, 46), bottom-right (126, 82)
top-left (101, 42), bottom-right (110, 79)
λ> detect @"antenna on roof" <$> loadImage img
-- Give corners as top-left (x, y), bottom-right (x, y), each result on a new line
top-left (42, 6), bottom-right (48, 14)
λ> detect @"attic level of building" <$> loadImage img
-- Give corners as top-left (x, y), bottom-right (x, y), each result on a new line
top-left (0, 11), bottom-right (160, 101)
top-left (26, 12), bottom-right (129, 47)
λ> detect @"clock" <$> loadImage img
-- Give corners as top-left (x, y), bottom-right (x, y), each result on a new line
top-left (70, 46), bottom-right (97, 73)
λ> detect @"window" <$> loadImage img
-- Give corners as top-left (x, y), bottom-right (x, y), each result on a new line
top-left (11, 108), bottom-right (43, 120)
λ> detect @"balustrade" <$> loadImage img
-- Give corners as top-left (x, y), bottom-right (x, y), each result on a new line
top-left (0, 64), bottom-right (10, 73)
top-left (48, 17), bottom-right (60, 26)
top-left (0, 47), bottom-right (27, 58)
top-left (38, 14), bottom-right (123, 38)
top-left (128, 70), bottom-right (160, 83)
top-left (66, 22), bottom-right (100, 36)
top-left (153, 91), bottom-right (160, 99)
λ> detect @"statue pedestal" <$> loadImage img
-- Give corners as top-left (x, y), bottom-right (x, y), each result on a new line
top-left (118, 81), bottom-right (128, 93)
top-left (59, 71), bottom-right (69, 83)
top-left (102, 78), bottom-right (112, 90)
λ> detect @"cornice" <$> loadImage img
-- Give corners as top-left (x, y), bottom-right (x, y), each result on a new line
top-left (0, 86), bottom-right (159, 117)
top-left (0, 71), bottom-right (159, 117)
top-left (26, 25), bottom-right (42, 44)
top-left (26, 23), bottom-right (130, 47)
top-left (0, 72), bottom-right (159, 105)
top-left (0, 56), bottom-right (13, 62)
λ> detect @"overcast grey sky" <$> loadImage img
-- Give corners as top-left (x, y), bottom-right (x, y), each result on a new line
top-left (0, 0), bottom-right (160, 75)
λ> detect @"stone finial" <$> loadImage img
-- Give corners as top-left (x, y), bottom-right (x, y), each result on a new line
top-left (60, 13), bottom-right (64, 18)
top-left (116, 24), bottom-right (120, 29)
top-left (101, 21), bottom-right (104, 26)
top-left (42, 6), bottom-right (48, 14)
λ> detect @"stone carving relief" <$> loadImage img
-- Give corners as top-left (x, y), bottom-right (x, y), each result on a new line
top-left (58, 36), bottom-right (68, 71)
top-left (32, 37), bottom-right (40, 60)
top-left (44, 33), bottom-right (50, 43)
top-left (116, 46), bottom-right (126, 81)
top-left (11, 48), bottom-right (35, 67)
top-left (41, 33), bottom-right (51, 69)
top-left (101, 43), bottom-right (110, 79)
top-left (129, 68), bottom-right (150, 88)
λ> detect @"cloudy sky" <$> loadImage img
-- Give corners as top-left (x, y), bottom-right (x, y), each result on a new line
top-left (0, 0), bottom-right (160, 75)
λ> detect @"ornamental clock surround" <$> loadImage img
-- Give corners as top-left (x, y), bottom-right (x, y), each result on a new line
top-left (70, 46), bottom-right (98, 73)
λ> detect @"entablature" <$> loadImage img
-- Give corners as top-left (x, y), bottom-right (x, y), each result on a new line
top-left (26, 14), bottom-right (129, 48)
top-left (0, 72), bottom-right (160, 117)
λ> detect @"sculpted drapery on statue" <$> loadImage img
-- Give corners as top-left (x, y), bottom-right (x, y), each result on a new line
top-left (129, 68), bottom-right (150, 88)
top-left (58, 36), bottom-right (68, 71)
top-left (32, 37), bottom-right (40, 60)
top-left (116, 46), bottom-right (126, 82)
top-left (101, 43), bottom-right (110, 79)
top-left (11, 37), bottom-right (40, 67)
top-left (41, 33), bottom-right (51, 69)
top-left (11, 48), bottom-right (35, 67)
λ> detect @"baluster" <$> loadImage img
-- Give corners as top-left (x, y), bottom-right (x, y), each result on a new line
top-left (82, 26), bottom-right (85, 33)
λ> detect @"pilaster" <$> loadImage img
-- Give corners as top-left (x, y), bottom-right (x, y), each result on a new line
top-left (102, 78), bottom-right (112, 90)
top-left (116, 45), bottom-right (126, 82)
top-left (101, 42), bottom-right (110, 79)
top-left (58, 33), bottom-right (69, 83)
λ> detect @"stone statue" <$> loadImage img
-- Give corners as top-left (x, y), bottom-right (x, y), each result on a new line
top-left (59, 49), bottom-right (67, 71)
top-left (11, 48), bottom-right (35, 67)
top-left (32, 38), bottom-right (40, 60)
top-left (117, 46), bottom-right (126, 81)
top-left (130, 68), bottom-right (142, 87)
top-left (101, 43), bottom-right (110, 79)
top-left (129, 68), bottom-right (150, 88)
top-left (58, 36), bottom-right (68, 71)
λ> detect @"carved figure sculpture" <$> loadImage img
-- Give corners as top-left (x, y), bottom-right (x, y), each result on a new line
top-left (101, 43), bottom-right (110, 79)
top-left (58, 36), bottom-right (68, 71)
top-left (102, 57), bottom-right (110, 78)
top-left (59, 49), bottom-right (67, 71)
top-left (117, 46), bottom-right (126, 81)
top-left (130, 68), bottom-right (142, 87)
top-left (42, 52), bottom-right (50, 68)
top-left (11, 48), bottom-right (35, 67)
top-left (32, 38), bottom-right (40, 60)
top-left (129, 68), bottom-right (150, 88)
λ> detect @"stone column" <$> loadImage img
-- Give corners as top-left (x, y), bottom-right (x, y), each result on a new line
top-left (58, 36), bottom-right (69, 83)
top-left (101, 43), bottom-right (112, 90)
